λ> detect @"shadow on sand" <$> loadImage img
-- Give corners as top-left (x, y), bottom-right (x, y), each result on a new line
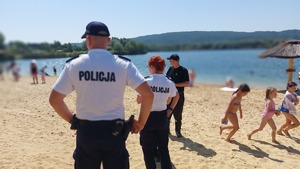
top-left (169, 135), bottom-right (216, 157)
top-left (155, 162), bottom-right (177, 169)
top-left (252, 139), bottom-right (300, 155)
top-left (231, 140), bottom-right (284, 162)
top-left (291, 136), bottom-right (300, 144)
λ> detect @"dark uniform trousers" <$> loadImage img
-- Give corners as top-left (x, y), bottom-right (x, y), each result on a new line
top-left (169, 93), bottom-right (185, 133)
top-left (73, 120), bottom-right (129, 169)
top-left (140, 110), bottom-right (172, 169)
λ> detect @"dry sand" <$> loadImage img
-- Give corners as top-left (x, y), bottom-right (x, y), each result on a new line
top-left (1, 75), bottom-right (300, 169)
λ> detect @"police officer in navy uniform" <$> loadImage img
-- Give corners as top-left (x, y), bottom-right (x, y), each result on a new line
top-left (137, 56), bottom-right (179, 169)
top-left (49, 21), bottom-right (154, 169)
top-left (166, 54), bottom-right (189, 137)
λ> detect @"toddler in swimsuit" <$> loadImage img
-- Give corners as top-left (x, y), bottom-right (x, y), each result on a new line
top-left (247, 87), bottom-right (280, 143)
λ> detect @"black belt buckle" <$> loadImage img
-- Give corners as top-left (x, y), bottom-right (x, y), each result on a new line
top-left (112, 120), bottom-right (124, 136)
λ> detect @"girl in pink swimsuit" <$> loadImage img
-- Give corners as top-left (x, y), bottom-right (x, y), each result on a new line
top-left (247, 87), bottom-right (280, 144)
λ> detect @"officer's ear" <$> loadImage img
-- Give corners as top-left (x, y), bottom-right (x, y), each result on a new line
top-left (107, 37), bottom-right (111, 46)
top-left (86, 35), bottom-right (92, 48)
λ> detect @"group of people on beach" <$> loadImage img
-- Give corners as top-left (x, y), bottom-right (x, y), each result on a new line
top-left (48, 21), bottom-right (300, 169)
top-left (30, 60), bottom-right (58, 84)
top-left (220, 81), bottom-right (300, 144)
top-left (4, 61), bottom-right (21, 81)
top-left (49, 21), bottom-right (192, 169)
top-left (30, 59), bottom-right (48, 84)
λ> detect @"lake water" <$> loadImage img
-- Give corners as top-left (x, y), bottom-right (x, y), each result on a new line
top-left (3, 49), bottom-right (300, 89)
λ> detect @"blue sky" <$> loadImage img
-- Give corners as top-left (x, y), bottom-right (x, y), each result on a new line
top-left (1, 0), bottom-right (300, 44)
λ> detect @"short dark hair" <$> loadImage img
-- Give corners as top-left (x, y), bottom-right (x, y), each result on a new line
top-left (286, 81), bottom-right (297, 90)
top-left (233, 83), bottom-right (250, 95)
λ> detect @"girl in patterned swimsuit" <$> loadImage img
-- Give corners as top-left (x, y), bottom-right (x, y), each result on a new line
top-left (247, 87), bottom-right (280, 144)
top-left (277, 81), bottom-right (300, 138)
top-left (220, 83), bottom-right (250, 143)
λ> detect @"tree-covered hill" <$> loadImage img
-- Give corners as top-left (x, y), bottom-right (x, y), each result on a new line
top-left (132, 30), bottom-right (300, 45)
top-left (131, 30), bottom-right (300, 51)
top-left (1, 30), bottom-right (300, 61)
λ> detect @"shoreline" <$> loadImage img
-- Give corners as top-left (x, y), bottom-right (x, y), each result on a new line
top-left (1, 73), bottom-right (286, 90)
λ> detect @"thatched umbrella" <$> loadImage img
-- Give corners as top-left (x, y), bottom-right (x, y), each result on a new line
top-left (259, 40), bottom-right (300, 82)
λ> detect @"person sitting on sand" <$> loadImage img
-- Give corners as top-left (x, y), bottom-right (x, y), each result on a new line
top-left (225, 76), bottom-right (234, 88)
top-left (220, 83), bottom-right (250, 143)
top-left (277, 81), bottom-right (300, 138)
top-left (247, 87), bottom-right (281, 144)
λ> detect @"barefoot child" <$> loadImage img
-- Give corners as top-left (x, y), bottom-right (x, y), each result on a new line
top-left (41, 66), bottom-right (46, 84)
top-left (247, 87), bottom-right (281, 143)
top-left (277, 81), bottom-right (300, 138)
top-left (220, 83), bottom-right (250, 143)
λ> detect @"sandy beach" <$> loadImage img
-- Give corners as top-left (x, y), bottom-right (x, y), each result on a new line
top-left (1, 75), bottom-right (300, 169)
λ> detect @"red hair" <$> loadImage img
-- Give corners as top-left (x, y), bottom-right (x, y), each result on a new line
top-left (148, 56), bottom-right (165, 72)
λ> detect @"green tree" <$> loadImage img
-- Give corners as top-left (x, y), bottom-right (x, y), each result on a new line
top-left (0, 32), bottom-right (4, 49)
top-left (81, 41), bottom-right (88, 51)
top-left (125, 41), bottom-right (137, 54)
top-left (112, 41), bottom-right (125, 54)
top-left (53, 41), bottom-right (62, 50)
top-left (62, 43), bottom-right (73, 52)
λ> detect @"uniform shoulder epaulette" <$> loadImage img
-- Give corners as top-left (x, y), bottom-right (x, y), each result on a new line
top-left (144, 75), bottom-right (151, 79)
top-left (66, 55), bottom-right (80, 63)
top-left (118, 55), bottom-right (131, 62)
top-left (165, 75), bottom-right (172, 80)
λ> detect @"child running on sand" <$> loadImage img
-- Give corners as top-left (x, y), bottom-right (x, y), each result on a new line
top-left (220, 83), bottom-right (250, 143)
top-left (247, 87), bottom-right (281, 144)
top-left (277, 81), bottom-right (300, 138)
top-left (41, 66), bottom-right (46, 84)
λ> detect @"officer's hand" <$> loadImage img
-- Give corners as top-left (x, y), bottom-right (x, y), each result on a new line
top-left (131, 120), bottom-right (144, 134)
top-left (167, 109), bottom-right (172, 117)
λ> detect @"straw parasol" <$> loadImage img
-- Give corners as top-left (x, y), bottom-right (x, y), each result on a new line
top-left (259, 39), bottom-right (300, 82)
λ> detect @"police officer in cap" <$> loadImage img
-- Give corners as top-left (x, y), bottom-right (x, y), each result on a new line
top-left (166, 54), bottom-right (189, 137)
top-left (49, 21), bottom-right (154, 169)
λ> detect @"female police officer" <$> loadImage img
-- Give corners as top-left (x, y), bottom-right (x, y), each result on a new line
top-left (49, 21), bottom-right (154, 169)
top-left (137, 56), bottom-right (179, 169)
